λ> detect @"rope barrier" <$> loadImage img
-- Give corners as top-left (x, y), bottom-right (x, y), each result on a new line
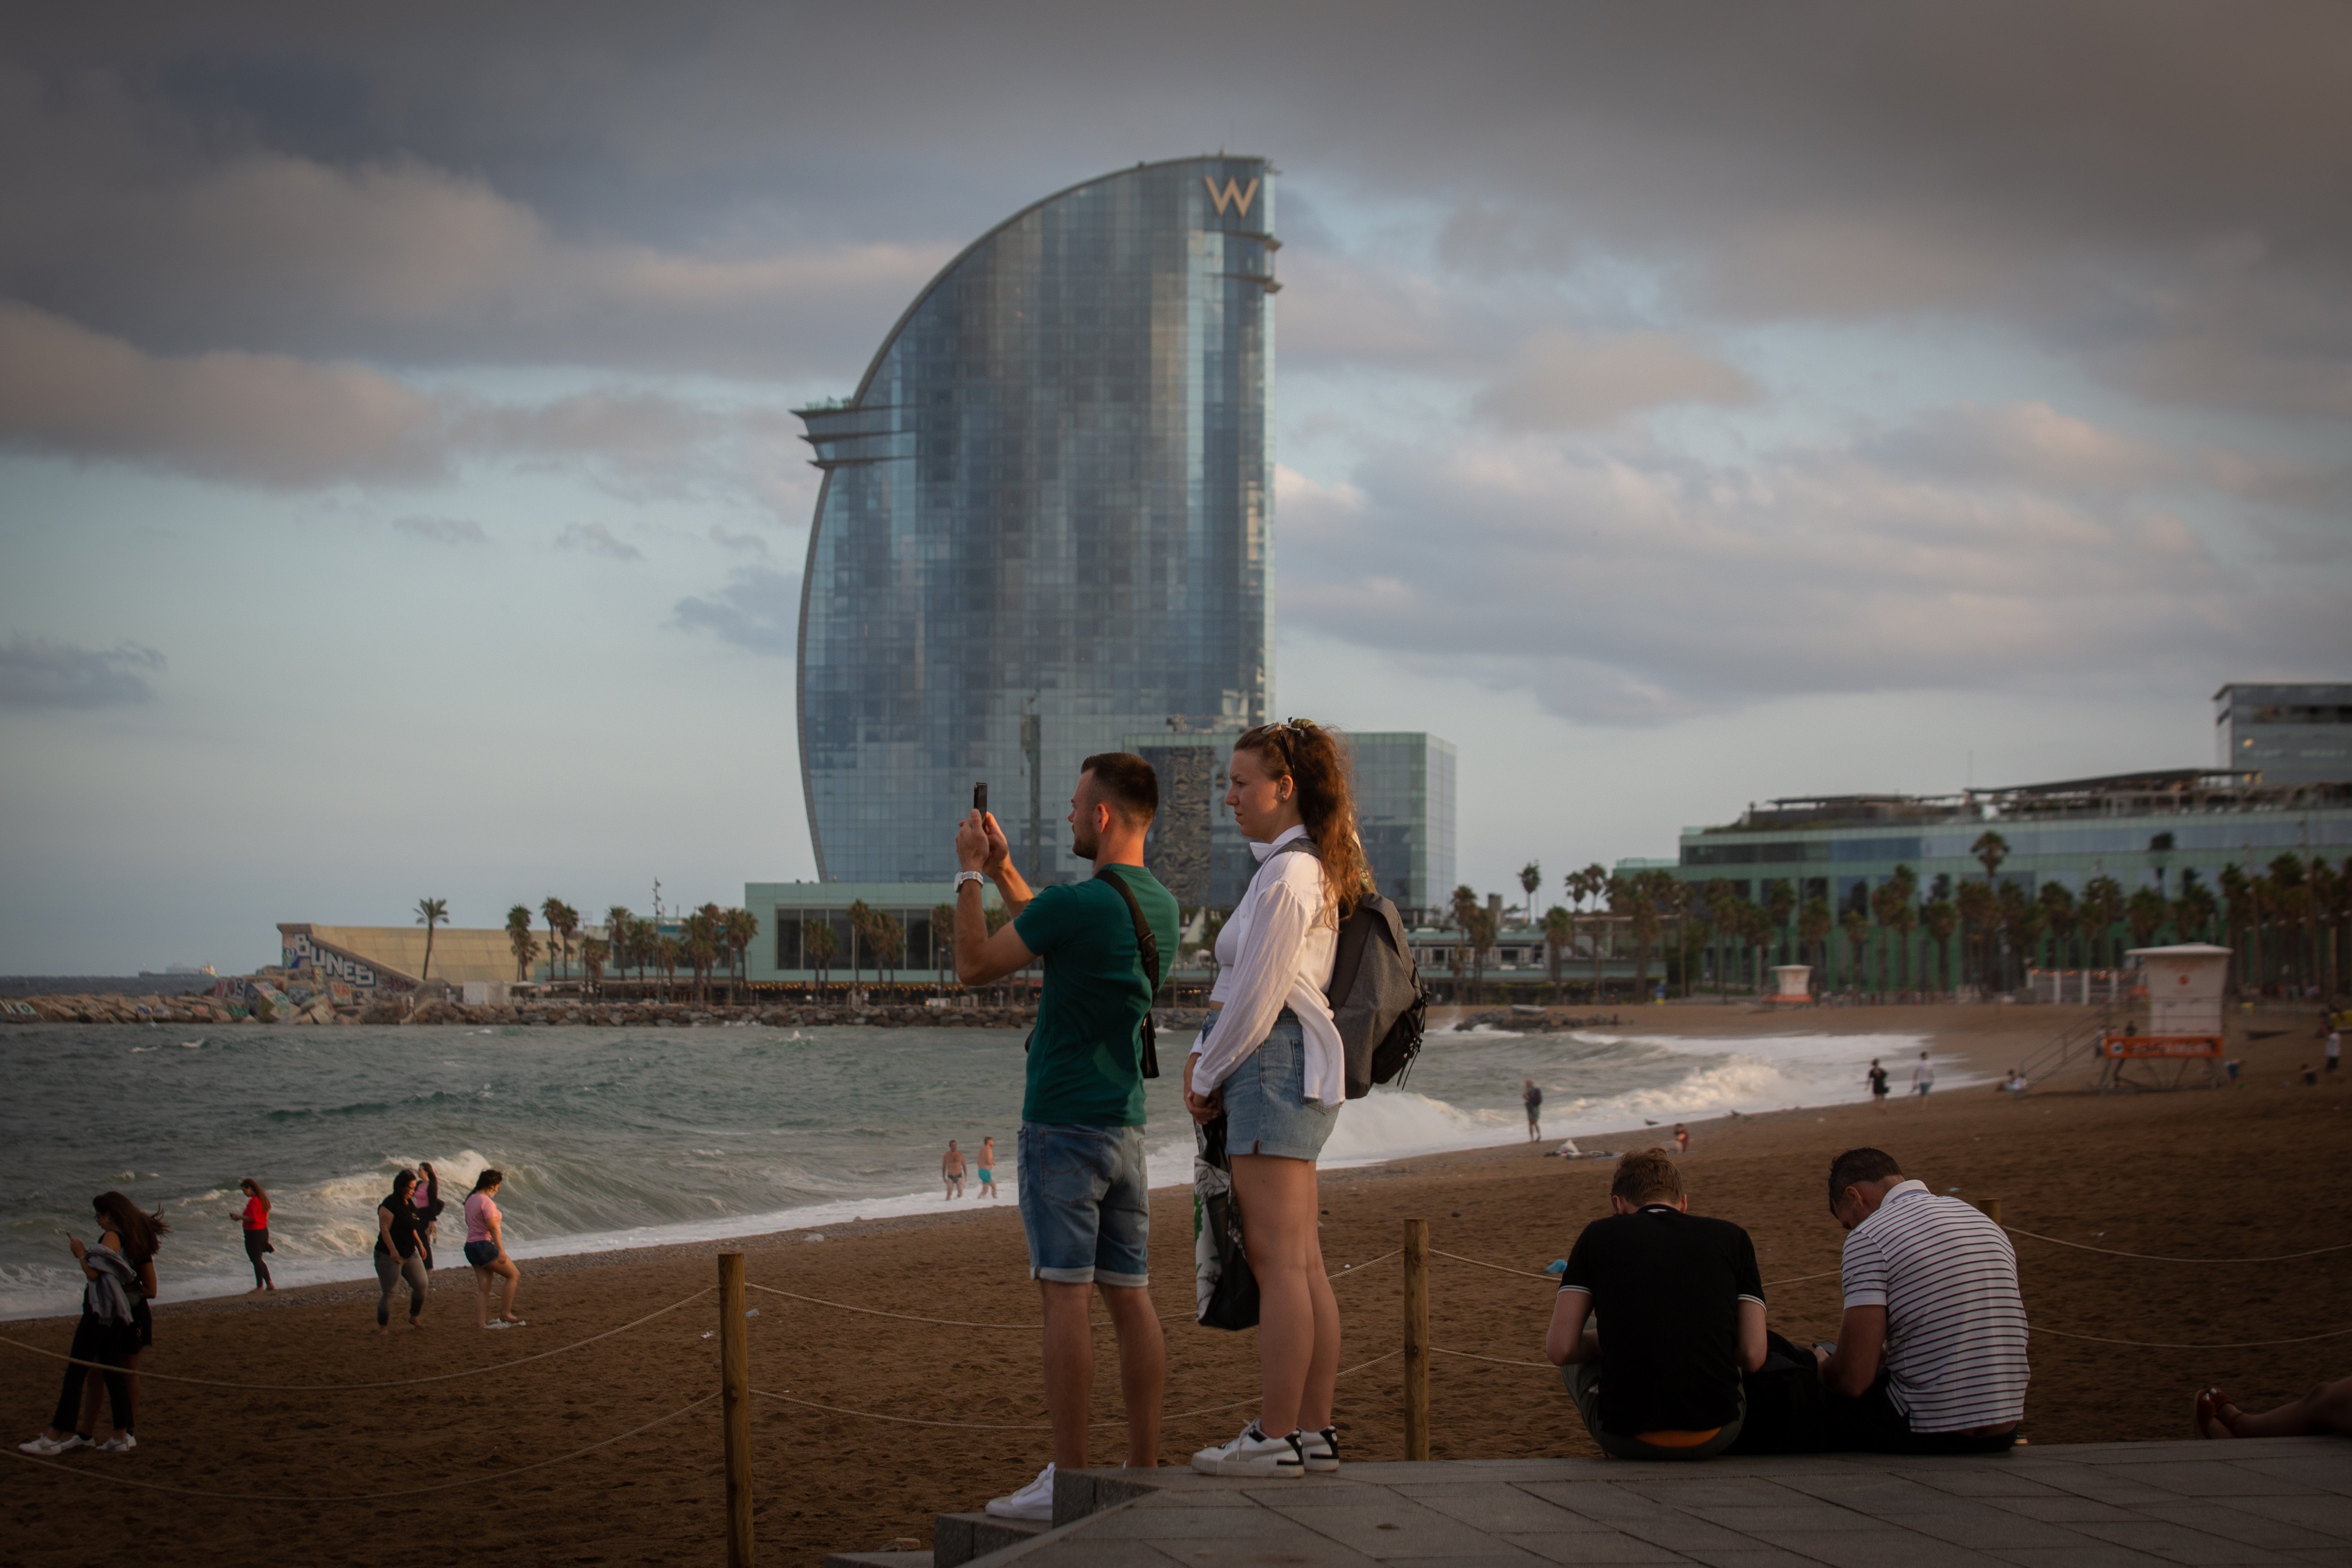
top-left (1433, 1249), bottom-right (1838, 1291)
top-left (2004, 1227), bottom-right (2352, 1265)
top-left (2032, 1323), bottom-right (2352, 1350)
top-left (2, 1392), bottom-right (718, 1502)
top-left (0, 1287), bottom-right (712, 1391)
top-left (747, 1349), bottom-right (1405, 1433)
top-left (1431, 1346), bottom-right (1553, 1369)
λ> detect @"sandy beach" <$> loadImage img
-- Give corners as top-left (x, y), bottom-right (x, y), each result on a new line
top-left (5, 1002), bottom-right (2347, 1567)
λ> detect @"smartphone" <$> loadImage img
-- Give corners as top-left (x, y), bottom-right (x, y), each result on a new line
top-left (973, 782), bottom-right (988, 815)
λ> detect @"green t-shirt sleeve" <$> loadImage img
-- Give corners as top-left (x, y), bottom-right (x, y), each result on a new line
top-left (1013, 884), bottom-right (1081, 957)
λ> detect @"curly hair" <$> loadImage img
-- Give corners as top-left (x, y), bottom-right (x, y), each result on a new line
top-left (1233, 718), bottom-right (1373, 917)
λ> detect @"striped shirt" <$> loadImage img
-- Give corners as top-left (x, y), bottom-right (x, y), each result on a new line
top-left (1842, 1180), bottom-right (2028, 1433)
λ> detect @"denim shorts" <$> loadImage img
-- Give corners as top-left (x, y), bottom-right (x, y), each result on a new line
top-left (464, 1240), bottom-right (500, 1268)
top-left (1017, 1123), bottom-right (1150, 1287)
top-left (1223, 1013), bottom-right (1341, 1162)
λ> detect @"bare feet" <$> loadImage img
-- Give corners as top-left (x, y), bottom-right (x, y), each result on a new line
top-left (2195, 1387), bottom-right (2241, 1439)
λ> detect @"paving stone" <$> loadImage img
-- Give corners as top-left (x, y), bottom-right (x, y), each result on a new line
top-left (2220, 1497), bottom-right (2352, 1540)
top-left (1683, 1505), bottom-right (1891, 1534)
top-left (1892, 1507), bottom-right (2103, 1550)
top-left (2140, 1499), bottom-right (2349, 1550)
top-left (2067, 1519), bottom-right (2300, 1565)
top-left (1773, 1474), bottom-right (1970, 1514)
top-left (996, 1542), bottom-right (1186, 1568)
top-left (1085, 1507), bottom-right (1338, 1541)
top-left (1730, 1528), bottom-right (2011, 1568)
top-left (2123, 1464), bottom-right (2329, 1499)
top-left (1983, 1548), bottom-right (2178, 1568)
top-left (1614, 1480), bottom-right (1821, 1510)
top-left (1392, 1484), bottom-right (1625, 1534)
top-left (1491, 1532), bottom-right (1691, 1565)
top-left (1606, 1515), bottom-right (1769, 1552)
top-left (1272, 1498), bottom-right (1532, 1559)
top-left (1896, 1470), bottom-right (2069, 1500)
top-left (2229, 1461), bottom-right (2352, 1500)
top-left (1670, 1551), bottom-right (1826, 1568)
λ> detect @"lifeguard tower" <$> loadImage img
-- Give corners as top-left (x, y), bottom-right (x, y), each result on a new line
top-left (2095, 944), bottom-right (2231, 1091)
top-left (1766, 964), bottom-right (1812, 1005)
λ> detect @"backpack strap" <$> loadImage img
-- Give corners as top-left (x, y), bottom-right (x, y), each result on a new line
top-left (1094, 869), bottom-right (1162, 1080)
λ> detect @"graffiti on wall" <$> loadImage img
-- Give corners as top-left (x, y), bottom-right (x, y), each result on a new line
top-left (280, 931), bottom-right (383, 989)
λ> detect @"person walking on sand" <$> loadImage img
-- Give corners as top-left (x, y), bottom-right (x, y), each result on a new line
top-left (978, 1136), bottom-right (998, 1198)
top-left (19, 1193), bottom-right (165, 1456)
top-left (2328, 1027), bottom-right (2341, 1076)
top-left (1524, 1079), bottom-right (1544, 1141)
top-left (464, 1170), bottom-right (525, 1329)
top-left (943, 1140), bottom-right (967, 1200)
top-left (373, 1170), bottom-right (430, 1334)
top-left (1183, 720), bottom-right (1368, 1480)
top-left (955, 752), bottom-right (1177, 1517)
top-left (1674, 1123), bottom-right (1690, 1153)
top-left (236, 1178), bottom-right (275, 1292)
top-left (409, 1160), bottom-right (445, 1270)
top-left (1910, 1051), bottom-right (1935, 1099)
top-left (1867, 1059), bottom-right (1889, 1108)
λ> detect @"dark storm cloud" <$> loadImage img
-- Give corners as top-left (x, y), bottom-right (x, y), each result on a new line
top-left (0, 2), bottom-right (2344, 409)
top-left (0, 635), bottom-right (166, 710)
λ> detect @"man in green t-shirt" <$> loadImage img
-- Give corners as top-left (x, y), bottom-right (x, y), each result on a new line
top-left (955, 752), bottom-right (1179, 1516)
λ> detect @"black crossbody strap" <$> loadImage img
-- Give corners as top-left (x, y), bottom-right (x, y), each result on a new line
top-left (1095, 868), bottom-right (1161, 1079)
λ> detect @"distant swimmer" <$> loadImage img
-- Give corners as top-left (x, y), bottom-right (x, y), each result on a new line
top-left (1524, 1079), bottom-right (1544, 1142)
top-left (943, 1140), bottom-right (967, 1200)
top-left (978, 1136), bottom-right (998, 1198)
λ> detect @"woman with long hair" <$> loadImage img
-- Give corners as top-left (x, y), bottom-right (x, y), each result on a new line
top-left (236, 1179), bottom-right (274, 1293)
top-left (1184, 719), bottom-right (1369, 1477)
top-left (373, 1170), bottom-right (429, 1334)
top-left (409, 1160), bottom-right (443, 1271)
top-left (18, 1192), bottom-right (166, 1455)
top-left (464, 1169), bottom-right (525, 1330)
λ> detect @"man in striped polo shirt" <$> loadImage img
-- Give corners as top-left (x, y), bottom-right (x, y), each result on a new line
top-left (1816, 1147), bottom-right (2028, 1452)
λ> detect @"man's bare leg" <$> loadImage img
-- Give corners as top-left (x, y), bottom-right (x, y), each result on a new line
top-left (1040, 1280), bottom-right (1094, 1470)
top-left (1097, 1283), bottom-right (1163, 1467)
top-left (2202, 1377), bottom-right (2352, 1438)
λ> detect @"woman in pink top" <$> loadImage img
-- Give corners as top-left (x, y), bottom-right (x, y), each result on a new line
top-left (462, 1170), bottom-right (524, 1330)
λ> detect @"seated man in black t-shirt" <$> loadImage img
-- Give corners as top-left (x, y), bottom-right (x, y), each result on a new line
top-left (1545, 1148), bottom-right (1768, 1460)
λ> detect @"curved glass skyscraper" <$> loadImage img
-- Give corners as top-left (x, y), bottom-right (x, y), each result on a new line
top-left (795, 157), bottom-right (1275, 884)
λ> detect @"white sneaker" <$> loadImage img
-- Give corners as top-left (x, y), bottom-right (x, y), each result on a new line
top-left (1191, 1422), bottom-right (1304, 1478)
top-left (98, 1434), bottom-right (137, 1453)
top-left (984, 1462), bottom-right (1056, 1521)
top-left (18, 1434), bottom-right (87, 1456)
top-left (1301, 1426), bottom-right (1339, 1473)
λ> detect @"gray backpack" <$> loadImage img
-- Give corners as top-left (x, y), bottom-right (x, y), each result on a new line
top-left (1265, 839), bottom-right (1432, 1097)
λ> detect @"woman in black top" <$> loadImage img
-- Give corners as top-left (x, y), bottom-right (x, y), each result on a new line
top-left (374, 1170), bottom-right (429, 1333)
top-left (409, 1161), bottom-right (443, 1271)
top-left (18, 1192), bottom-right (165, 1456)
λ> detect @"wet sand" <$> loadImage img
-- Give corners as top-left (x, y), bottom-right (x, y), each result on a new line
top-left (4, 1002), bottom-right (2347, 1567)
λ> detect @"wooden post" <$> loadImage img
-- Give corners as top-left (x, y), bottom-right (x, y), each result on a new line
top-left (1972, 1196), bottom-right (2002, 1226)
top-left (719, 1251), bottom-right (753, 1568)
top-left (1403, 1218), bottom-right (1430, 1461)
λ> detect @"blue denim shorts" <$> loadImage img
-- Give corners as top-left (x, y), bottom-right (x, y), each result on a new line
top-left (1223, 1013), bottom-right (1341, 1162)
top-left (1017, 1123), bottom-right (1150, 1287)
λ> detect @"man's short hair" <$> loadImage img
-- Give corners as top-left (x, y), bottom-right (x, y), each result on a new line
top-left (1610, 1148), bottom-right (1683, 1207)
top-left (1827, 1147), bottom-right (1904, 1212)
top-left (1080, 752), bottom-right (1159, 825)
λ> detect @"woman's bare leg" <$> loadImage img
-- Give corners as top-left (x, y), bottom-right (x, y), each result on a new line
top-left (473, 1266), bottom-right (492, 1328)
top-left (1232, 1155), bottom-right (1339, 1437)
top-left (2206, 1377), bottom-right (2352, 1438)
top-left (495, 1256), bottom-right (522, 1321)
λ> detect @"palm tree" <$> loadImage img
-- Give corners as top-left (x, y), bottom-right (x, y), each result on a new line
top-left (1799, 896), bottom-right (1833, 978)
top-left (871, 910), bottom-right (906, 991)
top-left (1764, 879), bottom-right (1796, 967)
top-left (1542, 905), bottom-right (1574, 1001)
top-left (2126, 886), bottom-right (2169, 951)
top-left (1973, 830), bottom-right (2010, 885)
top-left (1466, 905), bottom-right (1498, 1003)
top-left (505, 904), bottom-right (539, 983)
top-left (655, 935), bottom-right (683, 1001)
top-left (541, 897), bottom-right (568, 980)
top-left (605, 906), bottom-right (634, 994)
top-left (1611, 874), bottom-right (1664, 1001)
top-left (2038, 882), bottom-right (2079, 975)
top-left (580, 936), bottom-right (610, 994)
top-left (2002, 885), bottom-right (2047, 993)
top-left (804, 921), bottom-right (839, 996)
top-left (846, 900), bottom-right (874, 995)
top-left (1840, 907), bottom-right (1870, 990)
top-left (931, 903), bottom-right (956, 994)
top-left (414, 897), bottom-right (449, 983)
top-left (2079, 874), bottom-right (2126, 972)
top-left (1955, 880), bottom-right (1997, 991)
top-left (2175, 869), bottom-right (2219, 948)
top-left (1519, 862), bottom-right (1542, 934)
top-left (725, 907), bottom-right (759, 998)
top-left (1920, 898), bottom-right (1957, 993)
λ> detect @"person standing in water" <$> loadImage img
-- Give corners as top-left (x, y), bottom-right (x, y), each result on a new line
top-left (943, 1141), bottom-right (967, 1200)
top-left (373, 1170), bottom-right (429, 1334)
top-left (1524, 1080), bottom-right (1544, 1142)
top-left (977, 1136), bottom-right (998, 1198)
top-left (236, 1179), bottom-right (274, 1293)
top-left (464, 1169), bottom-right (525, 1330)
top-left (1867, 1059), bottom-right (1890, 1108)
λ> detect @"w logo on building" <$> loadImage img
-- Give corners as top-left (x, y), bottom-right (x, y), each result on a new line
top-left (1203, 176), bottom-right (1260, 217)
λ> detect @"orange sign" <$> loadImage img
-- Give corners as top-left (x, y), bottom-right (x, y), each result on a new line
top-left (2100, 1031), bottom-right (2223, 1059)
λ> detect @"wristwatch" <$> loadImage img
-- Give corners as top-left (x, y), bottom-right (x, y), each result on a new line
top-left (955, 870), bottom-right (986, 890)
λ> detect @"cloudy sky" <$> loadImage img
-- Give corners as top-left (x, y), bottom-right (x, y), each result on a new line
top-left (3, 2), bottom-right (2346, 971)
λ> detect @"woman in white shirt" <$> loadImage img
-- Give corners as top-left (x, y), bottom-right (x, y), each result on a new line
top-left (1184, 719), bottom-right (1371, 1479)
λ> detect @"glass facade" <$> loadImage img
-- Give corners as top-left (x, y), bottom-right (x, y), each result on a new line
top-left (796, 157), bottom-right (1276, 884)
top-left (1124, 729), bottom-right (1455, 919)
top-left (2215, 683), bottom-right (2352, 784)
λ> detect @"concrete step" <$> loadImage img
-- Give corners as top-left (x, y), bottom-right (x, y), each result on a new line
top-left (933, 1511), bottom-right (1049, 1568)
top-left (822, 1553), bottom-right (932, 1568)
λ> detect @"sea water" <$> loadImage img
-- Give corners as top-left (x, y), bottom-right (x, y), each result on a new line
top-left (0, 1021), bottom-right (1940, 1318)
